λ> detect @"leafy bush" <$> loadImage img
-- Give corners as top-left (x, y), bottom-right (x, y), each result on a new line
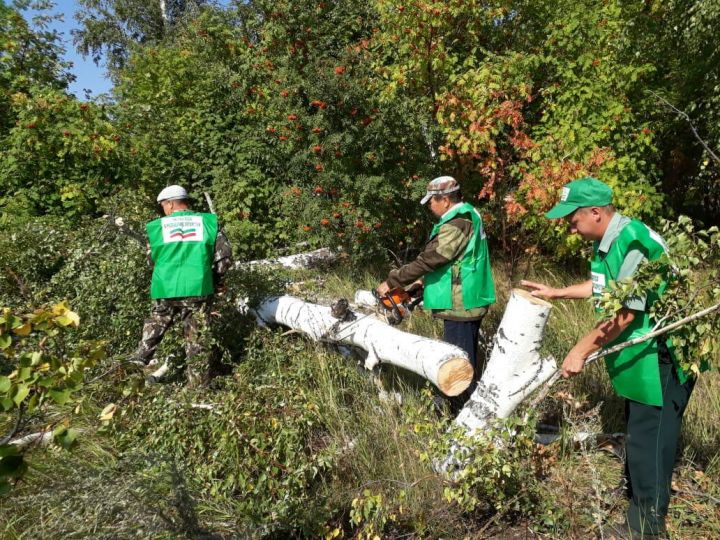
top-left (110, 331), bottom-right (337, 537)
top-left (0, 302), bottom-right (104, 493)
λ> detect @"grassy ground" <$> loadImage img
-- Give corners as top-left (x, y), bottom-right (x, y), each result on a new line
top-left (1, 261), bottom-right (718, 538)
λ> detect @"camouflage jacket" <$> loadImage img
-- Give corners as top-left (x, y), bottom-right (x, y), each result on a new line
top-left (386, 215), bottom-right (487, 321)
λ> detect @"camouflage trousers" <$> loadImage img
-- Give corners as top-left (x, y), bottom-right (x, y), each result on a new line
top-left (135, 297), bottom-right (214, 385)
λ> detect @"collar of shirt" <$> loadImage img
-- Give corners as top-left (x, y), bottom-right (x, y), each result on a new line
top-left (597, 212), bottom-right (630, 254)
top-left (440, 202), bottom-right (463, 219)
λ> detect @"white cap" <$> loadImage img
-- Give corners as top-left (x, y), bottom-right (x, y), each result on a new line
top-left (156, 185), bottom-right (188, 203)
top-left (420, 176), bottom-right (460, 205)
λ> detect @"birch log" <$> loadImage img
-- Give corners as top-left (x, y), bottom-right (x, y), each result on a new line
top-left (455, 289), bottom-right (558, 434)
top-left (255, 296), bottom-right (473, 396)
top-left (241, 248), bottom-right (338, 270)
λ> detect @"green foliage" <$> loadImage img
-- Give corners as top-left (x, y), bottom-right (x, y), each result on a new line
top-left (434, 418), bottom-right (553, 521)
top-left (0, 1), bottom-right (72, 132)
top-left (0, 89), bottom-right (130, 217)
top-left (0, 301), bottom-right (104, 493)
top-left (74, 0), bottom-right (211, 72)
top-left (110, 331), bottom-right (337, 537)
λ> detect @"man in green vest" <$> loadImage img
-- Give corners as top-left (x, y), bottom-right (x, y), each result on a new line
top-left (377, 176), bottom-right (496, 411)
top-left (522, 177), bottom-right (695, 539)
top-left (133, 185), bottom-right (232, 386)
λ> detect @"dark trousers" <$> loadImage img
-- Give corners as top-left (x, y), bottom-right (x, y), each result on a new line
top-left (624, 354), bottom-right (695, 535)
top-left (443, 319), bottom-right (482, 411)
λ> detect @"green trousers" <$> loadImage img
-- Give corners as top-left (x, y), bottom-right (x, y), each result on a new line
top-left (624, 353), bottom-right (696, 535)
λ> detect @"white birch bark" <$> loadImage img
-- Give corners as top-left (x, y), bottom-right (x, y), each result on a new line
top-left (9, 431), bottom-right (54, 448)
top-left (255, 296), bottom-right (473, 396)
top-left (455, 289), bottom-right (558, 434)
top-left (240, 248), bottom-right (338, 270)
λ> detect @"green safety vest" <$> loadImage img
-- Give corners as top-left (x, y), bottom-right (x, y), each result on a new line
top-left (423, 202), bottom-right (496, 310)
top-left (147, 211), bottom-right (218, 299)
top-left (591, 219), bottom-right (685, 406)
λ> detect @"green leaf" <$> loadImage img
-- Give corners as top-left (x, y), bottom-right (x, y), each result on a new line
top-left (0, 445), bottom-right (19, 458)
top-left (17, 367), bottom-right (32, 382)
top-left (0, 335), bottom-right (11, 350)
top-left (49, 388), bottom-right (71, 405)
top-left (53, 427), bottom-right (78, 450)
top-left (0, 377), bottom-right (11, 393)
top-left (0, 455), bottom-right (26, 480)
top-left (12, 385), bottom-right (29, 406)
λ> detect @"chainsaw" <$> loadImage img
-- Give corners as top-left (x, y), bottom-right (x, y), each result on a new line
top-left (372, 286), bottom-right (423, 325)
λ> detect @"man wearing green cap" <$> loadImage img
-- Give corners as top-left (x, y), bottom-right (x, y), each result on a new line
top-left (522, 177), bottom-right (695, 539)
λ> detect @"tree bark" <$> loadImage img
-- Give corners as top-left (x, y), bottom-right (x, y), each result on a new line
top-left (241, 248), bottom-right (338, 270)
top-left (455, 289), bottom-right (558, 433)
top-left (254, 296), bottom-right (474, 396)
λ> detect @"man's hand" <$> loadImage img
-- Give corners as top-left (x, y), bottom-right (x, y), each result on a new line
top-left (561, 347), bottom-right (587, 378)
top-left (520, 279), bottom-right (558, 299)
top-left (376, 281), bottom-right (391, 297)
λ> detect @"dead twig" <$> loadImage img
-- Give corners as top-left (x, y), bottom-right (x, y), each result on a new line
top-left (651, 92), bottom-right (720, 167)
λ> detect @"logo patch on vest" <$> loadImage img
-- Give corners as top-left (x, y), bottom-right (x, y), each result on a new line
top-left (161, 215), bottom-right (204, 243)
top-left (591, 271), bottom-right (606, 294)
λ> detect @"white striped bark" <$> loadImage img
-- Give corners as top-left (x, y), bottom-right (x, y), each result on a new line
top-left (9, 431), bottom-right (53, 448)
top-left (455, 289), bottom-right (558, 434)
top-left (255, 296), bottom-right (473, 396)
top-left (353, 290), bottom-right (378, 308)
top-left (241, 248), bottom-right (338, 270)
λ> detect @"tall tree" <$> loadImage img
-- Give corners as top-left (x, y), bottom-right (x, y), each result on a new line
top-left (73, 0), bottom-right (210, 72)
top-left (0, 0), bottom-right (73, 132)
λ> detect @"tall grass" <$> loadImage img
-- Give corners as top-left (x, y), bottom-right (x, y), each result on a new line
top-left (1, 261), bottom-right (718, 538)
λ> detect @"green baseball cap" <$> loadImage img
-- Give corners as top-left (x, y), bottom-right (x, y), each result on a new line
top-left (545, 177), bottom-right (613, 219)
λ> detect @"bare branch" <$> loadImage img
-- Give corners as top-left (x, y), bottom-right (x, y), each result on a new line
top-left (529, 301), bottom-right (720, 409)
top-left (651, 92), bottom-right (720, 168)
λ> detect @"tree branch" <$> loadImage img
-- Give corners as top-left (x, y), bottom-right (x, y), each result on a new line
top-left (651, 92), bottom-right (720, 168)
top-left (528, 301), bottom-right (720, 409)
top-left (0, 405), bottom-right (25, 446)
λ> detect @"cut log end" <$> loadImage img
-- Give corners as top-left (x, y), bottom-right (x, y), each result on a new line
top-left (437, 358), bottom-right (474, 396)
top-left (512, 288), bottom-right (553, 308)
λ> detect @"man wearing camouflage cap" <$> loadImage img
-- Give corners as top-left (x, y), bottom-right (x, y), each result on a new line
top-left (377, 176), bottom-right (496, 411)
top-left (522, 177), bottom-right (696, 539)
top-left (133, 185), bottom-right (232, 386)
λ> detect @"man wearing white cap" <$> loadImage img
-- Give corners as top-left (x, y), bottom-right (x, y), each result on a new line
top-left (133, 185), bottom-right (232, 386)
top-left (377, 176), bottom-right (496, 410)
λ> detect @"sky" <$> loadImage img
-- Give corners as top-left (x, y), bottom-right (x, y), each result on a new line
top-left (26, 0), bottom-right (233, 99)
top-left (32, 0), bottom-right (114, 98)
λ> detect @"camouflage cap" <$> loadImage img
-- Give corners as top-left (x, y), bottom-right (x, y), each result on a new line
top-left (420, 176), bottom-right (460, 205)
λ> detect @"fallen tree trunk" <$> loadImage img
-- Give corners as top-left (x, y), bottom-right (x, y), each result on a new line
top-left (241, 248), bottom-right (338, 270)
top-left (254, 296), bottom-right (473, 396)
top-left (437, 290), bottom-right (558, 473)
top-left (455, 289), bottom-right (558, 434)
top-left (9, 431), bottom-right (53, 448)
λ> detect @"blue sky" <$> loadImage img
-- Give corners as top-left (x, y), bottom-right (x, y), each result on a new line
top-left (31, 0), bottom-right (114, 98)
top-left (27, 0), bottom-right (232, 99)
